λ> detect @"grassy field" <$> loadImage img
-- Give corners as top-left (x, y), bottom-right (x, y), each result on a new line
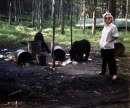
top-left (0, 20), bottom-right (130, 55)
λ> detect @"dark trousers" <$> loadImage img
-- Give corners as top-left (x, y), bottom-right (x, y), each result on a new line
top-left (101, 49), bottom-right (117, 75)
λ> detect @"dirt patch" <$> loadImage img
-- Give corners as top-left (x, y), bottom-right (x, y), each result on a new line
top-left (0, 46), bottom-right (130, 108)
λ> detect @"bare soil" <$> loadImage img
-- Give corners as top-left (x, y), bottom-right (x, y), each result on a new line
top-left (0, 45), bottom-right (130, 108)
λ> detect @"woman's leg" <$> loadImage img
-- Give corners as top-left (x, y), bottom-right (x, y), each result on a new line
top-left (107, 49), bottom-right (117, 75)
top-left (101, 49), bottom-right (107, 74)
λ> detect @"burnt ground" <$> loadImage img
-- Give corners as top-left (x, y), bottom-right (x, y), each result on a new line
top-left (0, 46), bottom-right (130, 108)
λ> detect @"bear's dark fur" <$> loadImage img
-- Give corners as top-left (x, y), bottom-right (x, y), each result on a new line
top-left (69, 39), bottom-right (90, 62)
top-left (34, 32), bottom-right (51, 53)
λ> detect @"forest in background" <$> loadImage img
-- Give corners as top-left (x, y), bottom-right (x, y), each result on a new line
top-left (0, 0), bottom-right (129, 32)
top-left (0, 0), bottom-right (130, 55)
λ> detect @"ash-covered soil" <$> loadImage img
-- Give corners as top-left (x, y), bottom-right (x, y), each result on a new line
top-left (0, 47), bottom-right (130, 108)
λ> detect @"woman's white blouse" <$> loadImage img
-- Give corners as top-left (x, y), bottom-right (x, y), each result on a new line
top-left (100, 23), bottom-right (119, 49)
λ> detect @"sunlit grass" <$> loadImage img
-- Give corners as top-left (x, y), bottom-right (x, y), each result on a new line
top-left (119, 31), bottom-right (130, 42)
top-left (0, 20), bottom-right (130, 55)
top-left (0, 21), bottom-right (36, 44)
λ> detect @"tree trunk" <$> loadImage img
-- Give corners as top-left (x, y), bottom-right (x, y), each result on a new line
top-left (18, 0), bottom-right (22, 22)
top-left (125, 0), bottom-right (129, 31)
top-left (67, 1), bottom-right (71, 20)
top-left (57, 0), bottom-right (61, 19)
top-left (92, 0), bottom-right (97, 35)
top-left (108, 0), bottom-right (116, 20)
top-left (37, 0), bottom-right (42, 30)
top-left (8, 0), bottom-right (12, 25)
top-left (83, 0), bottom-right (86, 33)
top-left (52, 0), bottom-right (56, 68)
top-left (32, 0), bottom-right (35, 26)
top-left (14, 0), bottom-right (17, 22)
top-left (70, 1), bottom-right (73, 49)
top-left (33, 0), bottom-right (43, 30)
top-left (92, 11), bottom-right (96, 35)
top-left (61, 0), bottom-right (65, 34)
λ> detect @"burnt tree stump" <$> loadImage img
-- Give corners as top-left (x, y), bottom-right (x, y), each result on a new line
top-left (114, 42), bottom-right (125, 57)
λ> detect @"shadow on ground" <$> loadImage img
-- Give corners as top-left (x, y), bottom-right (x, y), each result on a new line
top-left (0, 57), bottom-right (129, 108)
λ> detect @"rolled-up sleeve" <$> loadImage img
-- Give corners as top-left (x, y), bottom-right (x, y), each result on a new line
top-left (112, 26), bottom-right (119, 37)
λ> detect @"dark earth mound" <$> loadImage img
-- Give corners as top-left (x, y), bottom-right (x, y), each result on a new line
top-left (0, 45), bottom-right (130, 108)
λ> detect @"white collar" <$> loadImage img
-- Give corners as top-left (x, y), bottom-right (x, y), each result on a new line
top-left (104, 23), bottom-right (112, 27)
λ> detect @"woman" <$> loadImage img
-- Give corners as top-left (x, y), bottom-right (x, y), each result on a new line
top-left (98, 12), bottom-right (119, 80)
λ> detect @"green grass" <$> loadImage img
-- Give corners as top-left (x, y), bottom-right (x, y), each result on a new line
top-left (0, 20), bottom-right (130, 55)
top-left (0, 21), bottom-right (36, 44)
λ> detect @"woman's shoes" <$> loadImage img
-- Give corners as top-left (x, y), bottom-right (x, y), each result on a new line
top-left (97, 71), bottom-right (117, 80)
top-left (97, 72), bottom-right (117, 80)
top-left (111, 75), bottom-right (117, 80)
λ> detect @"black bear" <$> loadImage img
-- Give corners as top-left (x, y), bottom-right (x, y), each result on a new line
top-left (34, 31), bottom-right (51, 53)
top-left (69, 39), bottom-right (90, 62)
